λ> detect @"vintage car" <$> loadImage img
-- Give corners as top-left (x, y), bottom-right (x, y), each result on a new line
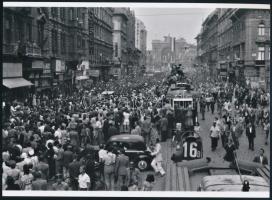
top-left (105, 134), bottom-right (154, 171)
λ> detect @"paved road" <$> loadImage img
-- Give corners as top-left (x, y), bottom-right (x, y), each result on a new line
top-left (150, 105), bottom-right (270, 191)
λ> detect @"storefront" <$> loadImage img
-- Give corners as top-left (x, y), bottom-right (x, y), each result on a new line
top-left (2, 62), bottom-right (33, 101)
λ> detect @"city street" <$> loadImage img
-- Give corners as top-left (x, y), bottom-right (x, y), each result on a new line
top-left (150, 107), bottom-right (270, 191)
top-left (2, 4), bottom-right (270, 194)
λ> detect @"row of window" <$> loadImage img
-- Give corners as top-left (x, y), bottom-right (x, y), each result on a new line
top-left (4, 16), bottom-right (32, 43)
top-left (51, 30), bottom-right (87, 54)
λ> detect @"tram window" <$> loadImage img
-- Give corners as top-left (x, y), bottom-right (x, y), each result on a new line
top-left (174, 101), bottom-right (180, 108)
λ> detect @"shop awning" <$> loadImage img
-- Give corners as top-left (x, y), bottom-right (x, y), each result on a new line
top-left (3, 78), bottom-right (33, 89)
top-left (76, 75), bottom-right (89, 80)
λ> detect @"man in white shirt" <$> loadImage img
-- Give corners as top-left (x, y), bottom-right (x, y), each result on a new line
top-left (78, 166), bottom-right (90, 191)
top-left (210, 122), bottom-right (220, 151)
top-left (151, 138), bottom-right (165, 177)
top-left (103, 147), bottom-right (116, 190)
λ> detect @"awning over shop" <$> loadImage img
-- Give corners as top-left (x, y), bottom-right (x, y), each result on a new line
top-left (3, 78), bottom-right (33, 89)
top-left (76, 75), bottom-right (89, 80)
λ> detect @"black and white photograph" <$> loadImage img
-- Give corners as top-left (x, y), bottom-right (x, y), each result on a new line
top-left (2, 1), bottom-right (270, 198)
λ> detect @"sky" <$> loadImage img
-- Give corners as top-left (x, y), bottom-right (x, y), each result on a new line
top-left (133, 8), bottom-right (214, 50)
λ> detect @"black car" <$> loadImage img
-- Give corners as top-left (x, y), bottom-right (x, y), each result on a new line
top-left (106, 134), bottom-right (153, 171)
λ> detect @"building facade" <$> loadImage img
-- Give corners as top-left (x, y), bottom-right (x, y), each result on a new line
top-left (230, 9), bottom-right (270, 89)
top-left (2, 7), bottom-right (91, 100)
top-left (135, 18), bottom-right (147, 73)
top-left (88, 7), bottom-right (114, 81)
top-left (112, 8), bottom-right (129, 78)
top-left (196, 8), bottom-right (270, 90)
top-left (151, 36), bottom-right (196, 72)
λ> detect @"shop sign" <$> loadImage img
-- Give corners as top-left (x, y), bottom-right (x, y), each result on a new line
top-left (43, 63), bottom-right (51, 74)
top-left (55, 60), bottom-right (65, 73)
top-left (89, 69), bottom-right (100, 77)
top-left (3, 63), bottom-right (22, 78)
top-left (55, 59), bottom-right (62, 72)
top-left (32, 60), bottom-right (44, 69)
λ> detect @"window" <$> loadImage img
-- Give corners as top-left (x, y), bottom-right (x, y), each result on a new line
top-left (77, 8), bottom-right (80, 19)
top-left (69, 8), bottom-right (74, 20)
top-left (114, 43), bottom-right (118, 57)
top-left (26, 23), bottom-right (32, 42)
top-left (61, 32), bottom-right (66, 54)
top-left (268, 47), bottom-right (270, 60)
top-left (16, 19), bottom-right (24, 41)
top-left (257, 46), bottom-right (265, 60)
top-left (77, 35), bottom-right (81, 48)
top-left (82, 39), bottom-right (85, 49)
top-left (4, 16), bottom-right (12, 43)
top-left (51, 8), bottom-right (58, 18)
top-left (52, 29), bottom-right (58, 54)
top-left (60, 8), bottom-right (65, 21)
top-left (258, 23), bottom-right (265, 36)
top-left (69, 34), bottom-right (74, 53)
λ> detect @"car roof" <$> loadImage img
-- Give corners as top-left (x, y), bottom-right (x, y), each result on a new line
top-left (108, 134), bottom-right (145, 143)
top-left (202, 175), bottom-right (269, 191)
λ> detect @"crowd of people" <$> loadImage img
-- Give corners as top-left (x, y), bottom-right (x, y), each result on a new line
top-left (197, 80), bottom-right (270, 167)
top-left (2, 67), bottom-right (270, 191)
top-left (2, 73), bottom-right (170, 191)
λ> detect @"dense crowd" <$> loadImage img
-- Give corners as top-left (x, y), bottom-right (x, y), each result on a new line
top-left (2, 68), bottom-right (270, 191)
top-left (196, 80), bottom-right (269, 167)
top-left (2, 73), bottom-right (170, 191)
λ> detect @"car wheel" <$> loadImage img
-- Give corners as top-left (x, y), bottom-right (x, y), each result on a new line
top-left (137, 160), bottom-right (148, 171)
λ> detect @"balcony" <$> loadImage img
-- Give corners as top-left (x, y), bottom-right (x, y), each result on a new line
top-left (24, 43), bottom-right (42, 57)
top-left (3, 43), bottom-right (19, 55)
top-left (256, 35), bottom-right (270, 43)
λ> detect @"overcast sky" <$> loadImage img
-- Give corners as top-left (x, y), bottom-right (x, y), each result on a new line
top-left (133, 8), bottom-right (214, 50)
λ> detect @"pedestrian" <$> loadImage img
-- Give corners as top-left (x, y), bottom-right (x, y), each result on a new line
top-left (19, 164), bottom-right (34, 190)
top-left (103, 146), bottom-right (116, 191)
top-left (126, 161), bottom-right (142, 191)
top-left (159, 115), bottom-right (168, 142)
top-left (55, 144), bottom-right (64, 176)
top-left (108, 121), bottom-right (119, 138)
top-left (78, 166), bottom-right (90, 191)
top-left (150, 123), bottom-right (159, 146)
top-left (246, 122), bottom-right (256, 151)
top-left (31, 171), bottom-right (48, 190)
top-left (62, 145), bottom-right (73, 179)
top-left (51, 174), bottom-right (69, 190)
top-left (210, 97), bottom-right (215, 115)
top-left (142, 174), bottom-right (155, 191)
top-left (210, 122), bottom-right (220, 151)
top-left (6, 176), bottom-right (21, 190)
top-left (253, 148), bottom-right (268, 165)
top-left (223, 138), bottom-right (237, 167)
top-left (200, 98), bottom-right (206, 120)
top-left (141, 116), bottom-right (151, 144)
top-left (114, 149), bottom-right (129, 190)
top-left (151, 138), bottom-right (165, 177)
top-left (263, 119), bottom-right (269, 145)
top-left (68, 154), bottom-right (81, 190)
